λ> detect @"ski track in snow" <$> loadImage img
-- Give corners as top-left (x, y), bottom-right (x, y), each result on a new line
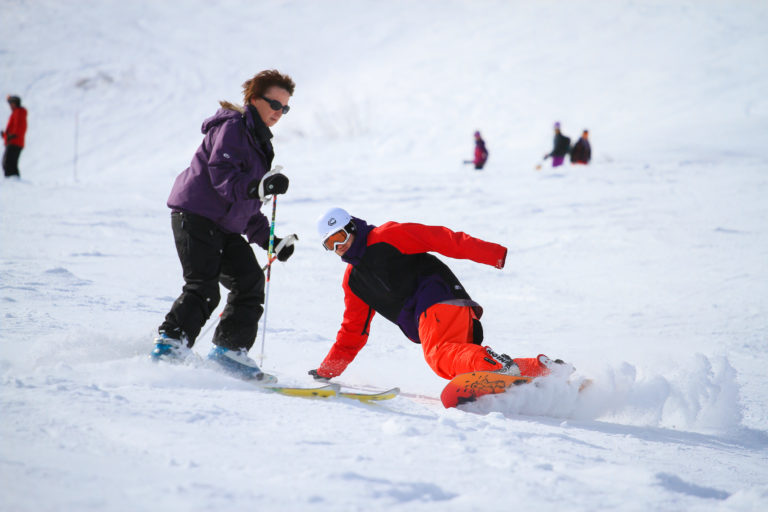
top-left (2, 0), bottom-right (768, 511)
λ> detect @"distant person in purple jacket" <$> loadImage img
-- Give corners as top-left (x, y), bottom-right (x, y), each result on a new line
top-left (543, 122), bottom-right (571, 167)
top-left (151, 70), bottom-right (296, 382)
top-left (570, 130), bottom-right (591, 165)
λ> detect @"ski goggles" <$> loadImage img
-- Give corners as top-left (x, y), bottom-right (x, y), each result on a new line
top-left (261, 95), bottom-right (290, 114)
top-left (322, 228), bottom-right (352, 251)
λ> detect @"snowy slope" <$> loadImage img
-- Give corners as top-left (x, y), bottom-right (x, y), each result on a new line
top-left (1, 1), bottom-right (767, 511)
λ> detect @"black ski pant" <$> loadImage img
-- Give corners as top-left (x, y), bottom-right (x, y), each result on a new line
top-left (3, 144), bottom-right (22, 177)
top-left (159, 212), bottom-right (265, 351)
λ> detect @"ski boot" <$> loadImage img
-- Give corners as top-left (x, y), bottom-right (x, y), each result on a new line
top-left (150, 332), bottom-right (191, 362)
top-left (207, 346), bottom-right (277, 384)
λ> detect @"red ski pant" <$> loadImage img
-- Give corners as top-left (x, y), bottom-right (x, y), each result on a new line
top-left (418, 303), bottom-right (502, 379)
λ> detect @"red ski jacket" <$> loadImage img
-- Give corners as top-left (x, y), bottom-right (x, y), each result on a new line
top-left (316, 221), bottom-right (507, 378)
top-left (3, 107), bottom-right (27, 147)
top-left (474, 139), bottom-right (488, 166)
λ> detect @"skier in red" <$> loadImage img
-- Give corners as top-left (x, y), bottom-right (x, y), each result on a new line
top-left (3, 95), bottom-right (27, 178)
top-left (473, 131), bottom-right (488, 170)
top-left (309, 207), bottom-right (563, 382)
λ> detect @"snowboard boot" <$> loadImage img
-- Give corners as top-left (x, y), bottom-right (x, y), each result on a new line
top-left (513, 354), bottom-right (573, 378)
top-left (485, 347), bottom-right (522, 376)
top-left (150, 332), bottom-right (191, 362)
top-left (207, 346), bottom-right (277, 384)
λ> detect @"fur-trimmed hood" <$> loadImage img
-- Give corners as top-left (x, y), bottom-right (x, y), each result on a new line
top-left (219, 100), bottom-right (245, 114)
top-left (200, 102), bottom-right (243, 134)
top-left (201, 101), bottom-right (272, 145)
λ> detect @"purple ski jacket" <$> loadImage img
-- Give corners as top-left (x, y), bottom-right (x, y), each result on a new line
top-left (167, 104), bottom-right (274, 246)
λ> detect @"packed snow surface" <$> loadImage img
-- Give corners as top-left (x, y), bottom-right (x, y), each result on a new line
top-left (1, 1), bottom-right (767, 511)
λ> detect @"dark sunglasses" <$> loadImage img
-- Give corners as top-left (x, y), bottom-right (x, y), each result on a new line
top-left (261, 96), bottom-right (290, 114)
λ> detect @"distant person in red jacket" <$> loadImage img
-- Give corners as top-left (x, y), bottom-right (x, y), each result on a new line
top-left (473, 131), bottom-right (488, 170)
top-left (308, 207), bottom-right (566, 382)
top-left (3, 95), bottom-right (27, 178)
top-left (570, 130), bottom-right (591, 165)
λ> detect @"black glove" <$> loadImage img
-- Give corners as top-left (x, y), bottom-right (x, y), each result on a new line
top-left (259, 234), bottom-right (297, 262)
top-left (308, 369), bottom-right (330, 382)
top-left (248, 173), bottom-right (289, 199)
top-left (274, 236), bottom-right (295, 262)
top-left (263, 172), bottom-right (289, 195)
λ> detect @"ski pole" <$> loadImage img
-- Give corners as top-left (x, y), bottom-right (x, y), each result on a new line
top-left (74, 111), bottom-right (79, 182)
top-left (258, 194), bottom-right (278, 366)
top-left (199, 311), bottom-right (222, 341)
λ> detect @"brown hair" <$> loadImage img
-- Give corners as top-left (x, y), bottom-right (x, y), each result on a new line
top-left (242, 70), bottom-right (295, 104)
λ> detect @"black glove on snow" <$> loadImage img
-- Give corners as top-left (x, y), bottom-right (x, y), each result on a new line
top-left (247, 173), bottom-right (289, 199)
top-left (308, 369), bottom-right (330, 382)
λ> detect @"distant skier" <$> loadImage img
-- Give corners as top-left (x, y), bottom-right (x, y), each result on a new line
top-left (473, 131), bottom-right (488, 170)
top-left (570, 129), bottom-right (591, 165)
top-left (543, 121), bottom-right (571, 168)
top-left (151, 70), bottom-right (297, 382)
top-left (3, 95), bottom-right (27, 178)
top-left (308, 207), bottom-right (566, 382)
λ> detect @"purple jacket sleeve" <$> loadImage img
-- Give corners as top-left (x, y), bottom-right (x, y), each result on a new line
top-left (245, 212), bottom-right (270, 246)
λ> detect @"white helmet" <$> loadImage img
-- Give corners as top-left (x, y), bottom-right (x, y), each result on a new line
top-left (317, 207), bottom-right (352, 240)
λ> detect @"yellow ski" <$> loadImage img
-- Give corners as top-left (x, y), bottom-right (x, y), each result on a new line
top-left (338, 387), bottom-right (400, 402)
top-left (265, 385), bottom-right (338, 398)
top-left (264, 384), bottom-right (400, 402)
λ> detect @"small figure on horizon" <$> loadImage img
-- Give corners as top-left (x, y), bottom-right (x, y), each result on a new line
top-left (570, 129), bottom-right (591, 165)
top-left (3, 95), bottom-right (27, 179)
top-left (543, 121), bottom-right (570, 168)
top-left (473, 131), bottom-right (489, 170)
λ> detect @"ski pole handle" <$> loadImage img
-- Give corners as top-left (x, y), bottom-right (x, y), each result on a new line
top-left (261, 234), bottom-right (298, 270)
top-left (259, 165), bottom-right (284, 205)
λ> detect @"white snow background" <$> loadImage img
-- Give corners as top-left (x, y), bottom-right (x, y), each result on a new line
top-left (1, 1), bottom-right (767, 511)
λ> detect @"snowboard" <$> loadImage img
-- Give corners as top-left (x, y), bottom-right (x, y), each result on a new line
top-left (440, 371), bottom-right (532, 408)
